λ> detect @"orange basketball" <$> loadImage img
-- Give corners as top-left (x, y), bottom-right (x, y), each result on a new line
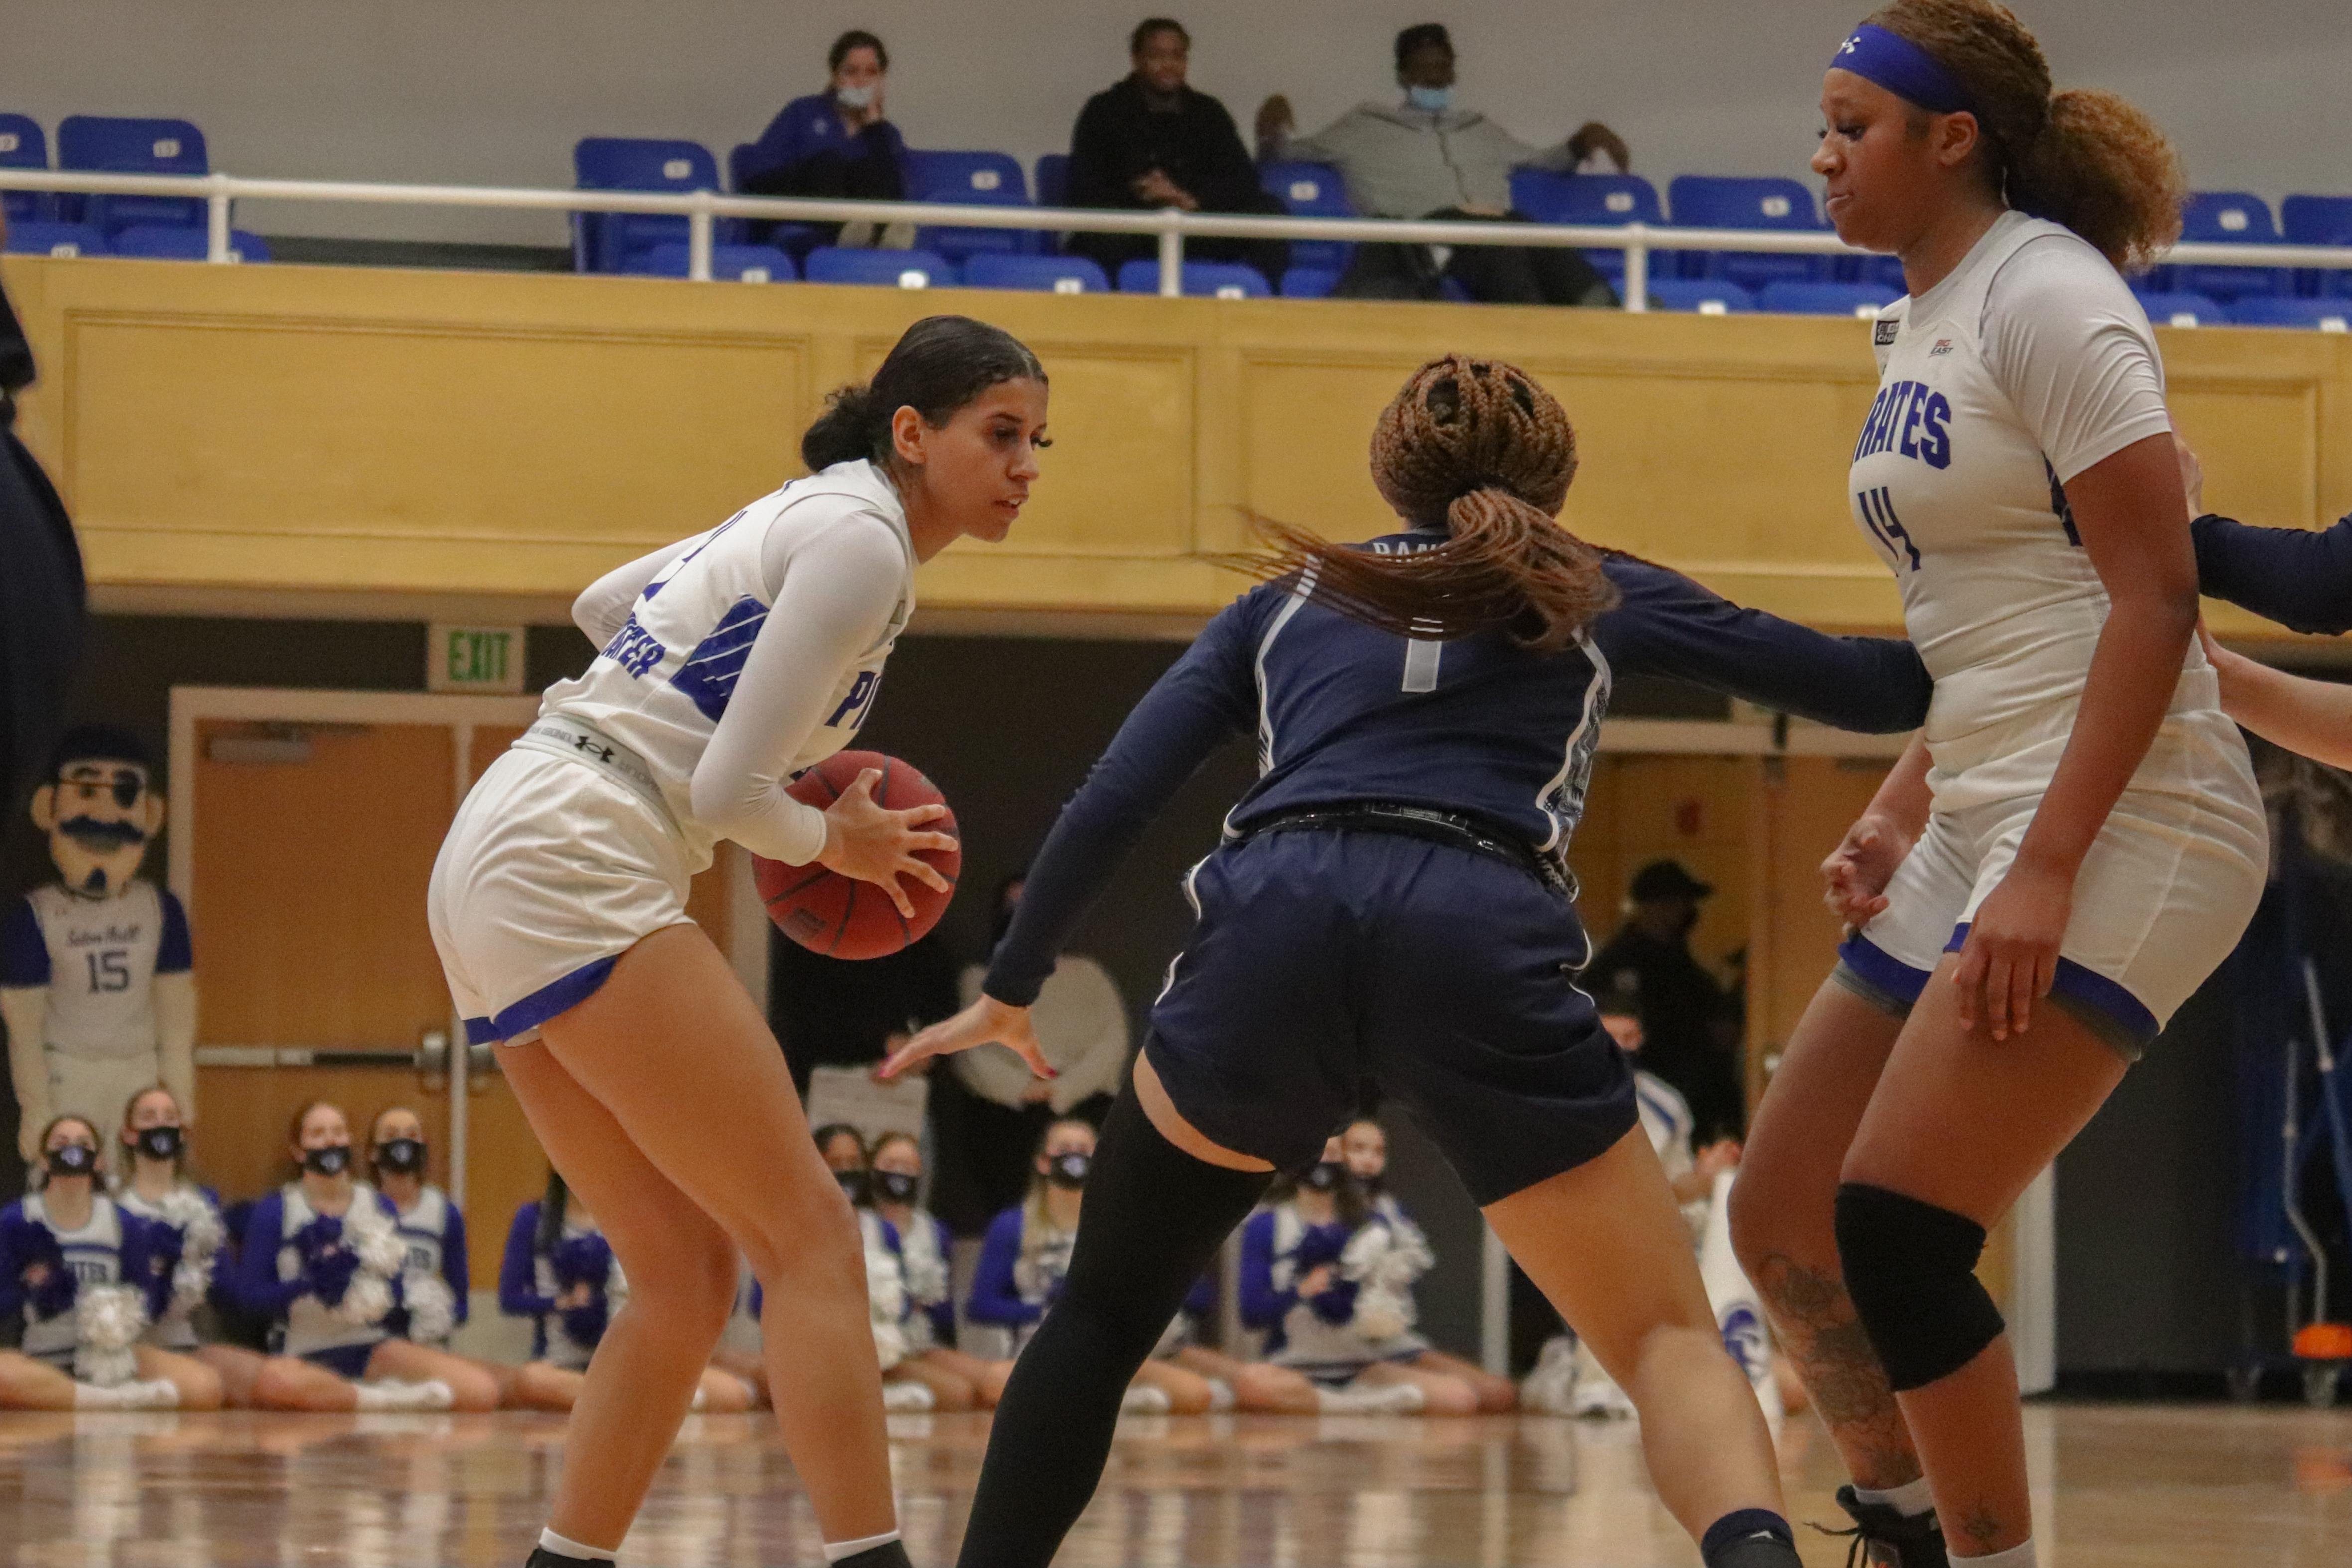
top-left (754, 751), bottom-right (960, 960)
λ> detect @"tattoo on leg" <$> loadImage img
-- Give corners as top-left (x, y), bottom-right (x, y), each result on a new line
top-left (1754, 1252), bottom-right (1921, 1488)
top-left (1956, 1503), bottom-right (2005, 1552)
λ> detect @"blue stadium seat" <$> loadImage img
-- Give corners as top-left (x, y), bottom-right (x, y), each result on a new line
top-left (1756, 280), bottom-right (1899, 317)
top-left (573, 138), bottom-right (731, 274)
top-left (1281, 266), bottom-right (1342, 298)
top-left (1508, 171), bottom-right (1661, 282)
top-left (1, 221), bottom-right (108, 258)
top-left (1644, 278), bottom-right (1755, 314)
top-left (1667, 175), bottom-right (1829, 290)
top-left (906, 150), bottom-right (1036, 261)
top-left (801, 247), bottom-right (956, 289)
top-left (2131, 290), bottom-right (2225, 328)
top-left (960, 253), bottom-right (1108, 293)
top-left (2229, 296), bottom-right (2352, 332)
top-left (0, 114), bottom-right (51, 224)
top-left (625, 243), bottom-right (796, 282)
top-left (2172, 191), bottom-right (2291, 302)
top-left (57, 115), bottom-right (207, 234)
top-left (1116, 259), bottom-right (1270, 298)
top-left (1261, 161), bottom-right (1356, 273)
top-left (110, 224), bottom-right (269, 262)
top-left (1033, 154), bottom-right (1070, 210)
top-left (2282, 195), bottom-right (2352, 298)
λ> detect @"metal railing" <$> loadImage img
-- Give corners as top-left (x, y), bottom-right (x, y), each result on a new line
top-left (5, 165), bottom-right (2351, 309)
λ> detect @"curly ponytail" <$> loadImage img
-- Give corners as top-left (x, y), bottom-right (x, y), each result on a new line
top-left (1223, 356), bottom-right (1617, 653)
top-left (1866, 0), bottom-right (2184, 273)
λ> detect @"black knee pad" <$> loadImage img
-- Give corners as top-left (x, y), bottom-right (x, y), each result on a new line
top-left (1833, 1182), bottom-right (2004, 1392)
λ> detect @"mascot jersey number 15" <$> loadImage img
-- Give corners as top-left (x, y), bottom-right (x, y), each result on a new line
top-left (1, 726), bottom-right (195, 1165)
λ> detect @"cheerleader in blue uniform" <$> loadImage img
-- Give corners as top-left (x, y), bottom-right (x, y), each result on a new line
top-left (500, 1169), bottom-right (757, 1413)
top-left (229, 1100), bottom-right (501, 1412)
top-left (0, 1112), bottom-right (219, 1409)
top-left (110, 1086), bottom-right (242, 1390)
top-left (889, 352), bottom-right (1931, 1568)
top-left (865, 1130), bottom-right (994, 1411)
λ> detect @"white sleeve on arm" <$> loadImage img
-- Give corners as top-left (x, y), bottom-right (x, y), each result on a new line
top-left (1982, 237), bottom-right (2174, 483)
top-left (687, 516), bottom-right (906, 865)
top-left (571, 533), bottom-right (708, 647)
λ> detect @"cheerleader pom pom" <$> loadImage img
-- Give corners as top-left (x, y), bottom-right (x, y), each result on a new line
top-left (307, 1247), bottom-right (361, 1308)
top-left (1351, 1298), bottom-right (1410, 1342)
top-left (4, 1214), bottom-right (77, 1320)
top-left (551, 1233), bottom-right (614, 1293)
top-left (333, 1270), bottom-right (393, 1327)
top-left (560, 1300), bottom-right (611, 1349)
top-left (401, 1274), bottom-right (458, 1343)
top-left (171, 1257), bottom-right (213, 1315)
top-left (344, 1206), bottom-right (408, 1279)
top-left (171, 1197), bottom-right (226, 1262)
top-left (73, 1284), bottom-right (150, 1387)
top-left (873, 1319), bottom-right (909, 1372)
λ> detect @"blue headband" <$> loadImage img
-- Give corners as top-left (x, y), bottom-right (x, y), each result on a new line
top-left (1832, 23), bottom-right (1977, 116)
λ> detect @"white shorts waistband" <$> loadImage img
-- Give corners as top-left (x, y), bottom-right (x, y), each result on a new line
top-left (511, 717), bottom-right (669, 817)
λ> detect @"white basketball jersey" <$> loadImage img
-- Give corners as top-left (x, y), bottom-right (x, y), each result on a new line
top-left (10, 882), bottom-right (187, 1057)
top-left (1852, 212), bottom-right (2209, 808)
top-left (535, 460), bottom-right (915, 865)
top-left (18, 1192), bottom-right (125, 1363)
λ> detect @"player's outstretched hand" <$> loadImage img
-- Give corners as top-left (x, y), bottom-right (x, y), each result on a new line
top-left (881, 996), bottom-right (1054, 1083)
top-left (814, 767), bottom-right (957, 920)
top-left (1821, 811), bottom-right (1911, 929)
top-left (1950, 861), bottom-right (2071, 1041)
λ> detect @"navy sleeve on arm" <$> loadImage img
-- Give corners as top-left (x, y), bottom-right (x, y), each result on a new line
top-left (157, 891), bottom-right (193, 973)
top-left (2193, 512), bottom-right (2352, 636)
top-left (0, 898), bottom-right (48, 987)
top-left (965, 1209), bottom-right (1041, 1326)
top-left (499, 1206), bottom-right (552, 1318)
top-left (230, 1195), bottom-right (309, 1318)
top-left (1592, 557), bottom-right (1931, 733)
top-left (1237, 1210), bottom-right (1293, 1329)
top-left (983, 599), bottom-right (1262, 1006)
top-left (443, 1205), bottom-right (470, 1320)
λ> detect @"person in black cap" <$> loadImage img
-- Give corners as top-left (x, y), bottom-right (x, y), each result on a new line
top-left (1584, 859), bottom-right (1745, 1143)
top-left (1254, 22), bottom-right (1629, 303)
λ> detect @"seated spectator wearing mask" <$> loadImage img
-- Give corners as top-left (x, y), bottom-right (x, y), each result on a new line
top-left (739, 29), bottom-right (916, 249)
top-left (1065, 18), bottom-right (1289, 290)
top-left (1255, 22), bottom-right (1626, 305)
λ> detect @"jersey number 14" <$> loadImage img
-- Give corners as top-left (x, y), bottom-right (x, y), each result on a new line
top-left (1856, 487), bottom-right (1922, 574)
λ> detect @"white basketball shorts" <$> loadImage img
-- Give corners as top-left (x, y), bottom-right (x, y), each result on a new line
top-left (1836, 743), bottom-right (2267, 1058)
top-left (427, 736), bottom-right (692, 1047)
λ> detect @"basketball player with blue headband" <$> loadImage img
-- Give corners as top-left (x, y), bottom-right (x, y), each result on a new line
top-left (887, 350), bottom-right (1937, 1568)
top-left (1727, 6), bottom-right (2266, 1568)
top-left (427, 316), bottom-right (1047, 1568)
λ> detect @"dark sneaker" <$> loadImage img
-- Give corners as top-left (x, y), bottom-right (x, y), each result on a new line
top-left (1818, 1485), bottom-right (1951, 1568)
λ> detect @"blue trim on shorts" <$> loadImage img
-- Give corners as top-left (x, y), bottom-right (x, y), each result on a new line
top-left (466, 955), bottom-right (620, 1045)
top-left (1943, 923), bottom-right (2160, 1051)
top-left (301, 1341), bottom-right (378, 1379)
top-left (1837, 930), bottom-right (1932, 1005)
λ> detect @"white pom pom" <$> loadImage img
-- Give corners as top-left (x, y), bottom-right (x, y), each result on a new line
top-left (605, 1255), bottom-right (629, 1322)
top-left (401, 1273), bottom-right (457, 1343)
top-left (73, 1285), bottom-right (150, 1386)
top-left (335, 1271), bottom-right (393, 1327)
top-left (171, 1257), bottom-right (213, 1315)
top-left (1351, 1294), bottom-right (1410, 1343)
top-left (873, 1320), bottom-right (909, 1371)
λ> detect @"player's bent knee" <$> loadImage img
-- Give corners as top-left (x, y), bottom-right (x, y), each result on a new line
top-left (1833, 1182), bottom-right (2003, 1392)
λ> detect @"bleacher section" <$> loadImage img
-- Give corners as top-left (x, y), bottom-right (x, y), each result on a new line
top-left (3, 110), bottom-right (2351, 328)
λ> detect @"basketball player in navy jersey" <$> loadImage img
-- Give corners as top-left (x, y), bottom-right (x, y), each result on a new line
top-left (1728, 8), bottom-right (2267, 1568)
top-left (885, 353), bottom-right (1933, 1568)
top-left (427, 316), bottom-right (1047, 1568)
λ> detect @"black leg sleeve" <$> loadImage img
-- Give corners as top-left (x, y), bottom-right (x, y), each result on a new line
top-left (955, 1079), bottom-right (1273, 1568)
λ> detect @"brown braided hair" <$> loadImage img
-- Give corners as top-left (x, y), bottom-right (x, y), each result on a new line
top-left (1224, 356), bottom-right (1616, 653)
top-left (1866, 0), bottom-right (2185, 273)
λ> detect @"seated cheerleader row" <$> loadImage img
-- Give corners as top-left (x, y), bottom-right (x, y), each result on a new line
top-left (815, 1114), bottom-right (1513, 1417)
top-left (0, 1089), bottom-right (758, 1413)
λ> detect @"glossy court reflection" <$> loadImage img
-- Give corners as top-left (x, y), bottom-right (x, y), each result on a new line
top-left (0, 1407), bottom-right (2344, 1566)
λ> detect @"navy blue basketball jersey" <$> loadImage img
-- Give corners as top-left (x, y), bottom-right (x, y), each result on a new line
top-left (987, 539), bottom-right (1931, 1005)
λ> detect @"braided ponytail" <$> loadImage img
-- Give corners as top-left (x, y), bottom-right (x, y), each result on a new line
top-left (1866, 0), bottom-right (2184, 273)
top-left (1224, 356), bottom-right (1616, 653)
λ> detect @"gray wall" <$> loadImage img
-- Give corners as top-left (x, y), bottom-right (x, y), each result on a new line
top-left (6, 0), bottom-right (2346, 246)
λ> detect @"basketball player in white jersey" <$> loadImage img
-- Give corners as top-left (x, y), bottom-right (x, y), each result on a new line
top-left (1728, 8), bottom-right (2266, 1568)
top-left (2, 726), bottom-right (195, 1169)
top-left (428, 315), bottom-right (1048, 1568)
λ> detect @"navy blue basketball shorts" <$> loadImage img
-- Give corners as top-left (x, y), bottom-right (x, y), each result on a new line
top-left (1147, 830), bottom-right (1637, 1207)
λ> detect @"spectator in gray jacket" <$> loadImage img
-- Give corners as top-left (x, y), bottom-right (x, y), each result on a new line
top-left (1255, 22), bottom-right (1625, 305)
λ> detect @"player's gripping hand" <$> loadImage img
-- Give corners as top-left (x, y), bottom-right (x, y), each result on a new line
top-left (881, 995), bottom-right (1056, 1084)
top-left (1950, 859), bottom-right (2073, 1042)
top-left (1821, 811), bottom-right (1911, 929)
top-left (814, 767), bottom-right (958, 920)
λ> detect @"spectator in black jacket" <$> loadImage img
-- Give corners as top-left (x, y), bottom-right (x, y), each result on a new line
top-left (1065, 18), bottom-right (1288, 289)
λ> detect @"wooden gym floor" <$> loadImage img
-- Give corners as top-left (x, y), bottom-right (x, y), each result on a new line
top-left (0, 1403), bottom-right (2344, 1567)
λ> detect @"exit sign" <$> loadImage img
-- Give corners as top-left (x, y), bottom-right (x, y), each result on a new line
top-left (428, 624), bottom-right (525, 694)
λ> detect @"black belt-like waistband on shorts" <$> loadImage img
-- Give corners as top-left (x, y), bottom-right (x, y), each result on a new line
top-left (1239, 803), bottom-right (1574, 899)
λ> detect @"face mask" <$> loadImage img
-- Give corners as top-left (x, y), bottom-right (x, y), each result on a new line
top-left (1349, 1170), bottom-right (1386, 1199)
top-left (373, 1137), bottom-right (426, 1176)
top-left (871, 1169), bottom-right (920, 1205)
top-left (836, 84), bottom-right (876, 110)
top-left (132, 1126), bottom-right (183, 1162)
top-left (1301, 1160), bottom-right (1346, 1193)
top-left (304, 1144), bottom-right (352, 1178)
top-left (1406, 85), bottom-right (1452, 113)
top-left (1046, 1152), bottom-right (1091, 1190)
top-left (834, 1169), bottom-right (870, 1204)
top-left (46, 1143), bottom-right (99, 1180)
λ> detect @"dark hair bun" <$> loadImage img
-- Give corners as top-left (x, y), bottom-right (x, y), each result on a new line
top-left (801, 383), bottom-right (890, 471)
